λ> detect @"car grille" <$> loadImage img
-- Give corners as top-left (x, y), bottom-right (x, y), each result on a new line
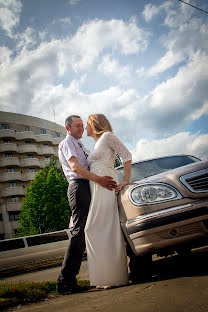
top-left (180, 168), bottom-right (208, 193)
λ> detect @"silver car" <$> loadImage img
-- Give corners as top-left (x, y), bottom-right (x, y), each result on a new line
top-left (117, 155), bottom-right (208, 260)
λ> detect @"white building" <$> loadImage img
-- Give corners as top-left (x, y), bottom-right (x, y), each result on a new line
top-left (0, 112), bottom-right (66, 239)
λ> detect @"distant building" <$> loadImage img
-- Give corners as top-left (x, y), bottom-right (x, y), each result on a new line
top-left (0, 111), bottom-right (66, 240)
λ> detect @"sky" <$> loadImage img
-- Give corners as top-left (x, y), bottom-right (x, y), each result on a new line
top-left (0, 0), bottom-right (208, 161)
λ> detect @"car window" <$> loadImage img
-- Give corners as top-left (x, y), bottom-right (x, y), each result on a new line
top-left (117, 155), bottom-right (200, 183)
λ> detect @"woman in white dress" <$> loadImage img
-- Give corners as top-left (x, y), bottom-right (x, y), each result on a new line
top-left (85, 114), bottom-right (132, 288)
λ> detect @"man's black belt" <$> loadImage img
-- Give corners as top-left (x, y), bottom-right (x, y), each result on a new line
top-left (68, 178), bottom-right (88, 184)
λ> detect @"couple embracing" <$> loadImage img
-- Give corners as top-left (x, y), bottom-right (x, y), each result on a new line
top-left (57, 114), bottom-right (134, 294)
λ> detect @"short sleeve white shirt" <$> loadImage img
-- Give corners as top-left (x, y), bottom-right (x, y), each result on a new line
top-left (58, 134), bottom-right (89, 181)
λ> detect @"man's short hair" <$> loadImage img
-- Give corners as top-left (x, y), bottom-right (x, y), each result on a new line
top-left (65, 115), bottom-right (81, 127)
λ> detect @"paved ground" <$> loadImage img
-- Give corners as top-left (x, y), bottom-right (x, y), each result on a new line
top-left (0, 260), bottom-right (89, 283)
top-left (2, 247), bottom-right (208, 312)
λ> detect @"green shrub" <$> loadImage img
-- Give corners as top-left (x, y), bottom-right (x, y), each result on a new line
top-left (0, 280), bottom-right (90, 309)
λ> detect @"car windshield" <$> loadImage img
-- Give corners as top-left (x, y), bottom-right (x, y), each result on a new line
top-left (117, 155), bottom-right (200, 183)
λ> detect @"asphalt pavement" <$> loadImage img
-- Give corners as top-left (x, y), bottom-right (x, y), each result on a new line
top-left (1, 247), bottom-right (208, 312)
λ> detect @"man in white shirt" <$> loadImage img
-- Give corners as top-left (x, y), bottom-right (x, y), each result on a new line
top-left (57, 115), bottom-right (116, 294)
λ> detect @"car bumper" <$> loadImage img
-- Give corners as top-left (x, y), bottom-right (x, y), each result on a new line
top-left (122, 199), bottom-right (208, 256)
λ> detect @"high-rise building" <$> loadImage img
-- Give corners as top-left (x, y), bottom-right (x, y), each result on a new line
top-left (0, 111), bottom-right (66, 239)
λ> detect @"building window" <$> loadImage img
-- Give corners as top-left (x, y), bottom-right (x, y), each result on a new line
top-left (24, 126), bottom-right (30, 131)
top-left (25, 140), bottom-right (31, 144)
top-left (11, 196), bottom-right (19, 202)
top-left (5, 153), bottom-right (13, 158)
top-left (8, 168), bottom-right (15, 172)
top-left (29, 168), bottom-right (36, 172)
top-left (10, 182), bottom-right (17, 188)
top-left (3, 139), bottom-right (12, 143)
top-left (0, 214), bottom-right (3, 221)
top-left (43, 143), bottom-right (49, 147)
top-left (27, 154), bottom-right (33, 158)
top-left (56, 132), bottom-right (60, 138)
top-left (45, 156), bottom-right (50, 162)
top-left (1, 124), bottom-right (9, 129)
top-left (9, 211), bottom-right (20, 221)
top-left (41, 129), bottom-right (46, 134)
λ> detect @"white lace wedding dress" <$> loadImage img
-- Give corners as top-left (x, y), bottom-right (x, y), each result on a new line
top-left (85, 131), bottom-right (132, 287)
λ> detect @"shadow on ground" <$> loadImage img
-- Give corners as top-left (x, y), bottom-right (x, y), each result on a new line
top-left (149, 248), bottom-right (208, 283)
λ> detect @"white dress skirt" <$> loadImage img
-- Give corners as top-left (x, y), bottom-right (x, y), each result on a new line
top-left (85, 132), bottom-right (131, 287)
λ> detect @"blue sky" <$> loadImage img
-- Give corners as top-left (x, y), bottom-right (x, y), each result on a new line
top-left (0, 0), bottom-right (208, 161)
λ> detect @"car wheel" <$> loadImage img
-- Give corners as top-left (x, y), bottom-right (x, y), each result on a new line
top-left (126, 245), bottom-right (152, 282)
top-left (177, 247), bottom-right (192, 257)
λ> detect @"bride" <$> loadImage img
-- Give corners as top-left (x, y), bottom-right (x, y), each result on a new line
top-left (85, 114), bottom-right (132, 288)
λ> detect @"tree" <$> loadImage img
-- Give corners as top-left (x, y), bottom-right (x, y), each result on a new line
top-left (114, 154), bottom-right (122, 168)
top-left (16, 158), bottom-right (70, 236)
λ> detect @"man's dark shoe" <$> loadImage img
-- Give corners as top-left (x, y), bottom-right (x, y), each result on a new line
top-left (71, 284), bottom-right (89, 293)
top-left (56, 283), bottom-right (88, 295)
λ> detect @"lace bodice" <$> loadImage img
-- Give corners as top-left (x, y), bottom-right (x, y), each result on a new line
top-left (87, 132), bottom-right (132, 167)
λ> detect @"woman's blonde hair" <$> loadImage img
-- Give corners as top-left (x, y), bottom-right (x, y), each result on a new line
top-left (88, 114), bottom-right (113, 135)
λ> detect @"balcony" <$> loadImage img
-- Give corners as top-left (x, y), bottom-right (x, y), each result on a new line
top-left (0, 129), bottom-right (16, 139)
top-left (0, 172), bottom-right (22, 182)
top-left (38, 146), bottom-right (55, 155)
top-left (35, 134), bottom-right (53, 143)
top-left (52, 137), bottom-right (63, 145)
top-left (0, 143), bottom-right (18, 153)
top-left (1, 187), bottom-right (26, 197)
top-left (18, 144), bottom-right (38, 154)
top-left (0, 130), bottom-right (64, 145)
top-left (16, 131), bottom-right (36, 141)
top-left (22, 172), bottom-right (37, 181)
top-left (20, 158), bottom-right (41, 167)
top-left (6, 202), bottom-right (22, 211)
top-left (0, 157), bottom-right (20, 167)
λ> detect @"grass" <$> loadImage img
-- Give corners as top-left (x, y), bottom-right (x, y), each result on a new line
top-left (0, 280), bottom-right (90, 311)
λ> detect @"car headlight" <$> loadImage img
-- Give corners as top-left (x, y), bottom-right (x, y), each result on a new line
top-left (129, 183), bottom-right (182, 205)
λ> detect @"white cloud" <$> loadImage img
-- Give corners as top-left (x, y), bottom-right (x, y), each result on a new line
top-left (16, 27), bottom-right (38, 51)
top-left (147, 50), bottom-right (185, 76)
top-left (0, 18), bottom-right (149, 114)
top-left (38, 30), bottom-right (47, 41)
top-left (150, 52), bottom-right (208, 109)
top-left (29, 82), bottom-right (141, 125)
top-left (0, 46), bottom-right (12, 64)
top-left (60, 17), bottom-right (71, 24)
top-left (0, 0), bottom-right (22, 37)
top-left (0, 2), bottom-right (207, 155)
top-left (69, 19), bottom-right (149, 71)
top-left (132, 132), bottom-right (208, 162)
top-left (147, 52), bottom-right (208, 132)
top-left (97, 55), bottom-right (131, 84)
top-left (143, 1), bottom-right (208, 76)
top-left (0, 39), bottom-right (207, 145)
top-left (69, 0), bottom-right (80, 5)
top-left (142, 1), bottom-right (172, 22)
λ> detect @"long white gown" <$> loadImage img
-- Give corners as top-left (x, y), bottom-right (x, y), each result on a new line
top-left (85, 131), bottom-right (132, 287)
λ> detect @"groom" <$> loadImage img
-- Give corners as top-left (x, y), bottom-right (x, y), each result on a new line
top-left (57, 115), bottom-right (117, 294)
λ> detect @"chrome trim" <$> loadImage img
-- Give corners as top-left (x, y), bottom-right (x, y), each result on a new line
top-left (128, 182), bottom-right (182, 206)
top-left (126, 203), bottom-right (192, 225)
top-left (180, 168), bottom-right (208, 193)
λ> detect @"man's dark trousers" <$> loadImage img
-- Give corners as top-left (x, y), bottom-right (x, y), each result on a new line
top-left (57, 179), bottom-right (91, 286)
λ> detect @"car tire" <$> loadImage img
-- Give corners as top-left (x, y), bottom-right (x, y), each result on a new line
top-left (177, 247), bottom-right (192, 257)
top-left (126, 244), bottom-right (152, 282)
